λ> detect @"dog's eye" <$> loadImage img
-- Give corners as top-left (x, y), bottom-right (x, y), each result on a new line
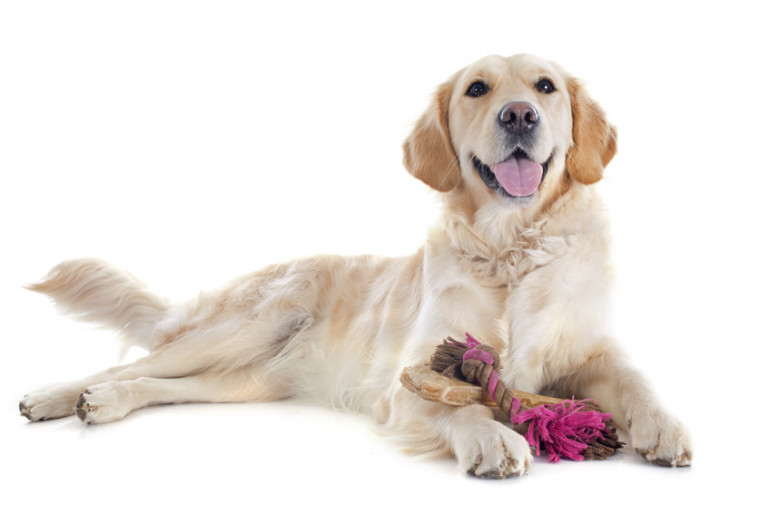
top-left (535, 78), bottom-right (556, 94)
top-left (465, 81), bottom-right (489, 98)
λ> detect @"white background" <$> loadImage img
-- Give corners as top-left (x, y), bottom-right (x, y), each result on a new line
top-left (1, 1), bottom-right (768, 511)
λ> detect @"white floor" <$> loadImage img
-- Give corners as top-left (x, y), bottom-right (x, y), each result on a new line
top-left (2, 1), bottom-right (768, 511)
top-left (1, 370), bottom-right (746, 512)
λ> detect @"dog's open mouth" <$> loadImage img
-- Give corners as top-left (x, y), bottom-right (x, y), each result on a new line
top-left (472, 149), bottom-right (553, 199)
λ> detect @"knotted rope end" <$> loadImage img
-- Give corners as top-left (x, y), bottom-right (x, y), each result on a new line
top-left (512, 399), bottom-right (623, 462)
top-left (429, 333), bottom-right (623, 463)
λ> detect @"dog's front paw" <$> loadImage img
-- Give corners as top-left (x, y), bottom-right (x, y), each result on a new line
top-left (455, 421), bottom-right (532, 478)
top-left (76, 382), bottom-right (133, 424)
top-left (629, 409), bottom-right (692, 467)
top-left (20, 384), bottom-right (82, 421)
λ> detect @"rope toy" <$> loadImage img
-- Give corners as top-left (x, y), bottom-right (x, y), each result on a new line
top-left (429, 333), bottom-right (622, 462)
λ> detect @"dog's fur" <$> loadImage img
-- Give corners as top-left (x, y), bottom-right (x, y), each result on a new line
top-left (20, 54), bottom-right (691, 477)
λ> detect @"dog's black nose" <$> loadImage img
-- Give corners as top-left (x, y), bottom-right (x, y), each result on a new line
top-left (499, 102), bottom-right (539, 134)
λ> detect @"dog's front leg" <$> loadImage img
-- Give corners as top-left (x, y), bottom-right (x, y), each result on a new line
top-left (570, 351), bottom-right (693, 467)
top-left (384, 389), bottom-right (532, 478)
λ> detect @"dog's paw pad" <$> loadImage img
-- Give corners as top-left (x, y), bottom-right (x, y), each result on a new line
top-left (74, 382), bottom-right (131, 424)
top-left (75, 392), bottom-right (93, 422)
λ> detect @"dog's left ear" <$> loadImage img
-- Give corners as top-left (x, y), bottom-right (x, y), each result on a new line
top-left (402, 78), bottom-right (460, 192)
top-left (566, 78), bottom-right (617, 185)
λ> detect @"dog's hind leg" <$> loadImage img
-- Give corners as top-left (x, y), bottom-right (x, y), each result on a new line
top-left (19, 351), bottom-right (191, 422)
top-left (74, 368), bottom-right (275, 424)
top-left (22, 260), bottom-right (319, 422)
top-left (19, 329), bottom-right (287, 422)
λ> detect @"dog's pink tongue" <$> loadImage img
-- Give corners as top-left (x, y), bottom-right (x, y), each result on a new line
top-left (492, 156), bottom-right (543, 197)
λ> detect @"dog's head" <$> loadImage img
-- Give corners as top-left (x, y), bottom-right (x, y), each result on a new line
top-left (403, 54), bottom-right (616, 213)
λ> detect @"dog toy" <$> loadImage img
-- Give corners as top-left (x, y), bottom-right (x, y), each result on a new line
top-left (401, 334), bottom-right (622, 462)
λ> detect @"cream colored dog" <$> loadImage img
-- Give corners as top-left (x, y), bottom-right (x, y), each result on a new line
top-left (20, 54), bottom-right (691, 477)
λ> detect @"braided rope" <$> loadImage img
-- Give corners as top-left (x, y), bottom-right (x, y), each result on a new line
top-left (461, 344), bottom-right (522, 423)
top-left (432, 333), bottom-right (622, 462)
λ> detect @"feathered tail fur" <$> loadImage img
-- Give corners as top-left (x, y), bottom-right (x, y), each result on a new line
top-left (27, 258), bottom-right (169, 350)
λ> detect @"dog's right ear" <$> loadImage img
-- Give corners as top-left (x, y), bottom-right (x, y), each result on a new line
top-left (402, 78), bottom-right (460, 192)
top-left (566, 78), bottom-right (617, 185)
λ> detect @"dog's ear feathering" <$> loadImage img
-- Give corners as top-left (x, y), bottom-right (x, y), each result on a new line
top-left (566, 78), bottom-right (617, 185)
top-left (402, 79), bottom-right (460, 192)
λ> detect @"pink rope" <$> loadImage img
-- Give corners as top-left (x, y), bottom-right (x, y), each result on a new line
top-left (465, 333), bottom-right (481, 347)
top-left (462, 348), bottom-right (495, 365)
top-left (487, 370), bottom-right (500, 398)
top-left (459, 334), bottom-right (613, 463)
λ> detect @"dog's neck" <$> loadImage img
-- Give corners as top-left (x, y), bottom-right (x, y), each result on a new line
top-left (433, 183), bottom-right (604, 287)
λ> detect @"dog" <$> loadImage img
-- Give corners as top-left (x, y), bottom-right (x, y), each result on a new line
top-left (19, 53), bottom-right (692, 478)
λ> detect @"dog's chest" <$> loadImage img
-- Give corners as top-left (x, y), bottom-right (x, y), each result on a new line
top-left (458, 231), bottom-right (572, 293)
top-left (427, 233), bottom-right (572, 346)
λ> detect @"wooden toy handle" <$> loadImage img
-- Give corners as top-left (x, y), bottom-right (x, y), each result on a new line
top-left (400, 365), bottom-right (564, 410)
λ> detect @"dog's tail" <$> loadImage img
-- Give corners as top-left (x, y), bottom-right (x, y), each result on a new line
top-left (27, 258), bottom-right (170, 351)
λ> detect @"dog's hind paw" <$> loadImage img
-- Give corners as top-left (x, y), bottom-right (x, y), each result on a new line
top-left (76, 382), bottom-right (133, 424)
top-left (19, 384), bottom-right (81, 421)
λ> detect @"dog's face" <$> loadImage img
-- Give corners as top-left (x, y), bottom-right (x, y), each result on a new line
top-left (404, 54), bottom-right (617, 212)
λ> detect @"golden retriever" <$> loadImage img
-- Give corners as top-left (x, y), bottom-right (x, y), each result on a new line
top-left (19, 54), bottom-right (691, 477)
